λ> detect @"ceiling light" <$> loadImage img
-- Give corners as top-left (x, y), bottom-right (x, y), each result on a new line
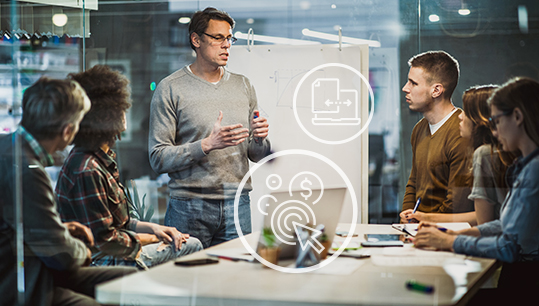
top-left (331, 4), bottom-right (337, 9)
top-left (235, 31), bottom-right (320, 45)
top-left (428, 14), bottom-right (440, 22)
top-left (52, 14), bottom-right (68, 27)
top-left (300, 1), bottom-right (311, 10)
top-left (178, 17), bottom-right (191, 24)
top-left (458, 9), bottom-right (470, 16)
top-left (302, 28), bottom-right (381, 47)
top-left (246, 18), bottom-right (255, 24)
top-left (518, 5), bottom-right (528, 34)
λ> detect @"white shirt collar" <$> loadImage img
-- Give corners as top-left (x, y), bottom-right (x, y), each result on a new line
top-left (429, 108), bottom-right (458, 135)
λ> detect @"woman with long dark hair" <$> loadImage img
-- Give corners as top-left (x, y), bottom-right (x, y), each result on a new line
top-left (414, 78), bottom-right (539, 301)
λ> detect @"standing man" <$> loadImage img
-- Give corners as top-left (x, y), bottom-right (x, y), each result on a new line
top-left (0, 78), bottom-right (136, 306)
top-left (149, 7), bottom-right (271, 248)
top-left (400, 51), bottom-right (473, 222)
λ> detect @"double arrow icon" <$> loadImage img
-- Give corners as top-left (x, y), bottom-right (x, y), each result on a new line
top-left (324, 99), bottom-right (353, 107)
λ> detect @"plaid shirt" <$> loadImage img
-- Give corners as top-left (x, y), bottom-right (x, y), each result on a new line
top-left (56, 147), bottom-right (141, 266)
top-left (17, 126), bottom-right (54, 167)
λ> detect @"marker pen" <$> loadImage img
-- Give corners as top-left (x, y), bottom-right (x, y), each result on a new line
top-left (215, 255), bottom-right (239, 262)
top-left (406, 280), bottom-right (434, 294)
top-left (253, 111), bottom-right (261, 144)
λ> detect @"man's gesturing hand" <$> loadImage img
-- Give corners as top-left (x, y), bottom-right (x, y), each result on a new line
top-left (201, 111), bottom-right (249, 154)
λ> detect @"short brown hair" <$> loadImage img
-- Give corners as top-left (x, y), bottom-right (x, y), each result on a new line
top-left (488, 77), bottom-right (539, 148)
top-left (68, 65), bottom-right (131, 151)
top-left (408, 50), bottom-right (460, 100)
top-left (21, 77), bottom-right (89, 140)
top-left (188, 7), bottom-right (235, 51)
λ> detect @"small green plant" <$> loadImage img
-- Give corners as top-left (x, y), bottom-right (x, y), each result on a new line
top-left (318, 232), bottom-right (328, 243)
top-left (125, 179), bottom-right (154, 222)
top-left (262, 227), bottom-right (277, 248)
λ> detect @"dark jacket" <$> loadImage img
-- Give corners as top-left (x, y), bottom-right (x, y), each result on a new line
top-left (0, 132), bottom-right (87, 306)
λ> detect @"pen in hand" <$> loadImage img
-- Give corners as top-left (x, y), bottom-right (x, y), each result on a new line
top-left (253, 111), bottom-right (261, 144)
top-left (415, 226), bottom-right (448, 232)
top-left (409, 197), bottom-right (421, 223)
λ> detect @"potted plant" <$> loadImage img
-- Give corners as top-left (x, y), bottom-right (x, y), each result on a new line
top-left (258, 227), bottom-right (281, 267)
top-left (125, 179), bottom-right (154, 222)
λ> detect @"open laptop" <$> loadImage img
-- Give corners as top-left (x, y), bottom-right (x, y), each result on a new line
top-left (256, 187), bottom-right (347, 259)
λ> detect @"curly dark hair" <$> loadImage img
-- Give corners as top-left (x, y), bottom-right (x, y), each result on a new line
top-left (68, 65), bottom-right (131, 151)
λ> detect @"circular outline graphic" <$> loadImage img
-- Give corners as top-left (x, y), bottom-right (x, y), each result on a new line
top-left (272, 200), bottom-right (317, 244)
top-left (234, 149), bottom-right (358, 273)
top-left (289, 171), bottom-right (324, 204)
top-left (293, 63), bottom-right (375, 145)
top-left (256, 194), bottom-right (277, 216)
top-left (266, 174), bottom-right (283, 190)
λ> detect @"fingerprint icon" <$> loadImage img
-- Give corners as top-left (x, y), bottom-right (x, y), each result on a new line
top-left (270, 200), bottom-right (317, 246)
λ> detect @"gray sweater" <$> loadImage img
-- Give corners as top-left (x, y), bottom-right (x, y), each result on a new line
top-left (149, 66), bottom-right (270, 199)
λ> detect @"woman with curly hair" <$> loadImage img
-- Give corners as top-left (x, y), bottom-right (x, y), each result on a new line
top-left (56, 65), bottom-right (202, 269)
top-left (401, 85), bottom-right (513, 225)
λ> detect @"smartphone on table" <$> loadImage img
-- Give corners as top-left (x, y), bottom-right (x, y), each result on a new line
top-left (175, 256), bottom-right (219, 266)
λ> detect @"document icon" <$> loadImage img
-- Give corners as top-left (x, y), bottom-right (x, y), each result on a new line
top-left (312, 79), bottom-right (339, 113)
top-left (311, 78), bottom-right (360, 126)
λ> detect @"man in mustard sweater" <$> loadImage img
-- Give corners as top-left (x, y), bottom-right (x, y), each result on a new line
top-left (400, 51), bottom-right (473, 221)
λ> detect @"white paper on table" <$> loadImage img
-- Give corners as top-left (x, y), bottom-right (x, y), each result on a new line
top-left (312, 257), bottom-right (366, 275)
top-left (392, 222), bottom-right (471, 237)
top-left (286, 257), bottom-right (366, 275)
top-left (372, 247), bottom-right (467, 267)
top-left (391, 224), bottom-right (418, 236)
top-left (206, 248), bottom-right (255, 262)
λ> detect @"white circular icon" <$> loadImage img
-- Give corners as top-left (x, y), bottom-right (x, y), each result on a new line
top-left (234, 149), bottom-right (358, 273)
top-left (293, 63), bottom-right (375, 145)
top-left (266, 174), bottom-right (283, 190)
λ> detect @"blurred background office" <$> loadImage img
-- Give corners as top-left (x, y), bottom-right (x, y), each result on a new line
top-left (1, 0), bottom-right (537, 224)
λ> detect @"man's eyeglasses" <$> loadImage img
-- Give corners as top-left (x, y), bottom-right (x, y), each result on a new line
top-left (488, 109), bottom-right (513, 130)
top-left (202, 33), bottom-right (237, 45)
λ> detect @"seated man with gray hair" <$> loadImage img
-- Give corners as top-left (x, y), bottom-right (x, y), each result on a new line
top-left (0, 77), bottom-right (136, 306)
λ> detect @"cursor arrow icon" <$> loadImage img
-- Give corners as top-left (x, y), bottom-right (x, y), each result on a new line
top-left (293, 222), bottom-right (325, 254)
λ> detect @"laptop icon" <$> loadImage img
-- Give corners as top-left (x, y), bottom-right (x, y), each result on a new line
top-left (256, 187), bottom-right (347, 260)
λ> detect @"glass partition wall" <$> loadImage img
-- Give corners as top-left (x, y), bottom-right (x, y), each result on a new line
top-left (4, 0), bottom-right (539, 221)
top-left (3, 1), bottom-right (538, 299)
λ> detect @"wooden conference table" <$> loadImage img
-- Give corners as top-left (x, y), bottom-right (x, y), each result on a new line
top-left (96, 224), bottom-right (499, 306)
